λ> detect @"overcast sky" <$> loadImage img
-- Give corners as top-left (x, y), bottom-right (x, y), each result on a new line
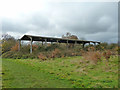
top-left (0, 0), bottom-right (118, 43)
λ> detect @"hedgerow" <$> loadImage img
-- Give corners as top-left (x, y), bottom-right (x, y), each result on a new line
top-left (1, 34), bottom-right (119, 61)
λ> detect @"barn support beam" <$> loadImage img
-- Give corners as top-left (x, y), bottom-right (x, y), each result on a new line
top-left (51, 41), bottom-right (53, 44)
top-left (66, 40), bottom-right (68, 49)
top-left (57, 40), bottom-right (59, 46)
top-left (94, 42), bottom-right (96, 46)
top-left (82, 43), bottom-right (85, 48)
top-left (89, 42), bottom-right (90, 45)
top-left (42, 41), bottom-right (43, 46)
top-left (45, 39), bottom-right (47, 48)
top-left (30, 37), bottom-right (33, 53)
top-left (57, 40), bottom-right (58, 44)
top-left (18, 39), bottom-right (21, 51)
top-left (93, 42), bottom-right (96, 50)
top-left (73, 41), bottom-right (77, 48)
top-left (75, 41), bottom-right (77, 44)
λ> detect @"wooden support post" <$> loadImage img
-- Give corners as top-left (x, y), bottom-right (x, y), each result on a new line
top-left (45, 39), bottom-right (47, 48)
top-left (30, 37), bottom-right (33, 53)
top-left (57, 40), bottom-right (58, 43)
top-left (57, 40), bottom-right (59, 45)
top-left (82, 43), bottom-right (85, 48)
top-left (75, 41), bottom-right (77, 46)
top-left (51, 42), bottom-right (53, 44)
top-left (89, 42), bottom-right (90, 45)
top-left (66, 40), bottom-right (68, 49)
top-left (93, 43), bottom-right (96, 50)
top-left (51, 39), bottom-right (53, 44)
top-left (74, 41), bottom-right (77, 48)
top-left (94, 43), bottom-right (96, 46)
top-left (18, 39), bottom-right (21, 51)
top-left (42, 41), bottom-right (43, 46)
top-left (75, 41), bottom-right (77, 44)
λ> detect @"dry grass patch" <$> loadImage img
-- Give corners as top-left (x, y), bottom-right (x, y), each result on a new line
top-left (82, 51), bottom-right (102, 64)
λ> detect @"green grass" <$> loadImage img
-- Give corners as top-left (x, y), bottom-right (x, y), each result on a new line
top-left (2, 56), bottom-right (118, 88)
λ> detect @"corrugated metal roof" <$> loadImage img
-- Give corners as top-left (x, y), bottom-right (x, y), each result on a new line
top-left (20, 35), bottom-right (100, 44)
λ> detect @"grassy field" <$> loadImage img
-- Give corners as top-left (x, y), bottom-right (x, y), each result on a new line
top-left (2, 56), bottom-right (118, 88)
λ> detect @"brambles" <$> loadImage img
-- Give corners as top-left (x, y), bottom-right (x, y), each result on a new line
top-left (2, 39), bottom-right (16, 54)
top-left (32, 44), bottom-right (38, 51)
top-left (38, 53), bottom-right (47, 60)
top-left (51, 48), bottom-right (61, 58)
top-left (1, 34), bottom-right (118, 60)
top-left (2, 44), bottom-right (117, 60)
top-left (82, 47), bottom-right (102, 64)
top-left (11, 43), bottom-right (19, 51)
top-left (88, 47), bottom-right (96, 51)
top-left (103, 50), bottom-right (112, 62)
top-left (82, 47), bottom-right (114, 64)
top-left (83, 50), bottom-right (102, 64)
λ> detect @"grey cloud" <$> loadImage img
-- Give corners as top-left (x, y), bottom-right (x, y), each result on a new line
top-left (2, 2), bottom-right (118, 43)
top-left (50, 2), bottom-right (117, 34)
top-left (2, 18), bottom-right (29, 33)
top-left (26, 13), bottom-right (55, 30)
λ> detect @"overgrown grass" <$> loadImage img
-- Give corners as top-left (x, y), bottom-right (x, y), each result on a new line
top-left (2, 58), bottom-right (72, 88)
top-left (2, 55), bottom-right (118, 88)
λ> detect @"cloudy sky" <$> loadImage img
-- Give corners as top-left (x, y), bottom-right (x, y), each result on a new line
top-left (0, 0), bottom-right (118, 43)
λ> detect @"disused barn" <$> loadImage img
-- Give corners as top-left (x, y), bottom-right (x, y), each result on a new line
top-left (18, 35), bottom-right (100, 53)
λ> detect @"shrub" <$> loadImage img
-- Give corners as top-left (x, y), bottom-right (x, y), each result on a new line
top-left (46, 44), bottom-right (60, 51)
top-left (83, 51), bottom-right (102, 64)
top-left (88, 47), bottom-right (95, 51)
top-left (32, 44), bottom-right (38, 51)
top-left (103, 50), bottom-right (112, 62)
top-left (51, 48), bottom-right (61, 58)
top-left (2, 51), bottom-right (15, 58)
top-left (38, 53), bottom-right (47, 60)
top-left (11, 43), bottom-right (19, 51)
top-left (2, 39), bottom-right (16, 54)
top-left (21, 45), bottom-right (30, 54)
top-left (21, 55), bottom-right (28, 59)
top-left (38, 45), bottom-right (46, 52)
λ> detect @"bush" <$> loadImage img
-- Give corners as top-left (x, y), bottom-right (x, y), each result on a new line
top-left (2, 37), bottom-right (118, 60)
top-left (32, 44), bottom-right (38, 51)
top-left (38, 45), bottom-right (46, 52)
top-left (51, 48), bottom-right (61, 58)
top-left (2, 51), bottom-right (15, 58)
top-left (38, 53), bottom-right (47, 60)
top-left (46, 44), bottom-right (60, 51)
top-left (11, 43), bottom-right (19, 51)
top-left (83, 51), bottom-right (102, 64)
top-left (102, 50), bottom-right (112, 62)
top-left (21, 45), bottom-right (30, 54)
top-left (2, 39), bottom-right (16, 54)
top-left (21, 55), bottom-right (28, 59)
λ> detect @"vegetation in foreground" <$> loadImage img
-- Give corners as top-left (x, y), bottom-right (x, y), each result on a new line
top-left (2, 55), bottom-right (118, 88)
top-left (1, 33), bottom-right (119, 88)
top-left (1, 33), bottom-right (119, 60)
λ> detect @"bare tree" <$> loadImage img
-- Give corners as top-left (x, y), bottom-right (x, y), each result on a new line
top-left (2, 34), bottom-right (15, 41)
top-left (62, 32), bottom-right (78, 48)
top-left (62, 32), bottom-right (78, 40)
